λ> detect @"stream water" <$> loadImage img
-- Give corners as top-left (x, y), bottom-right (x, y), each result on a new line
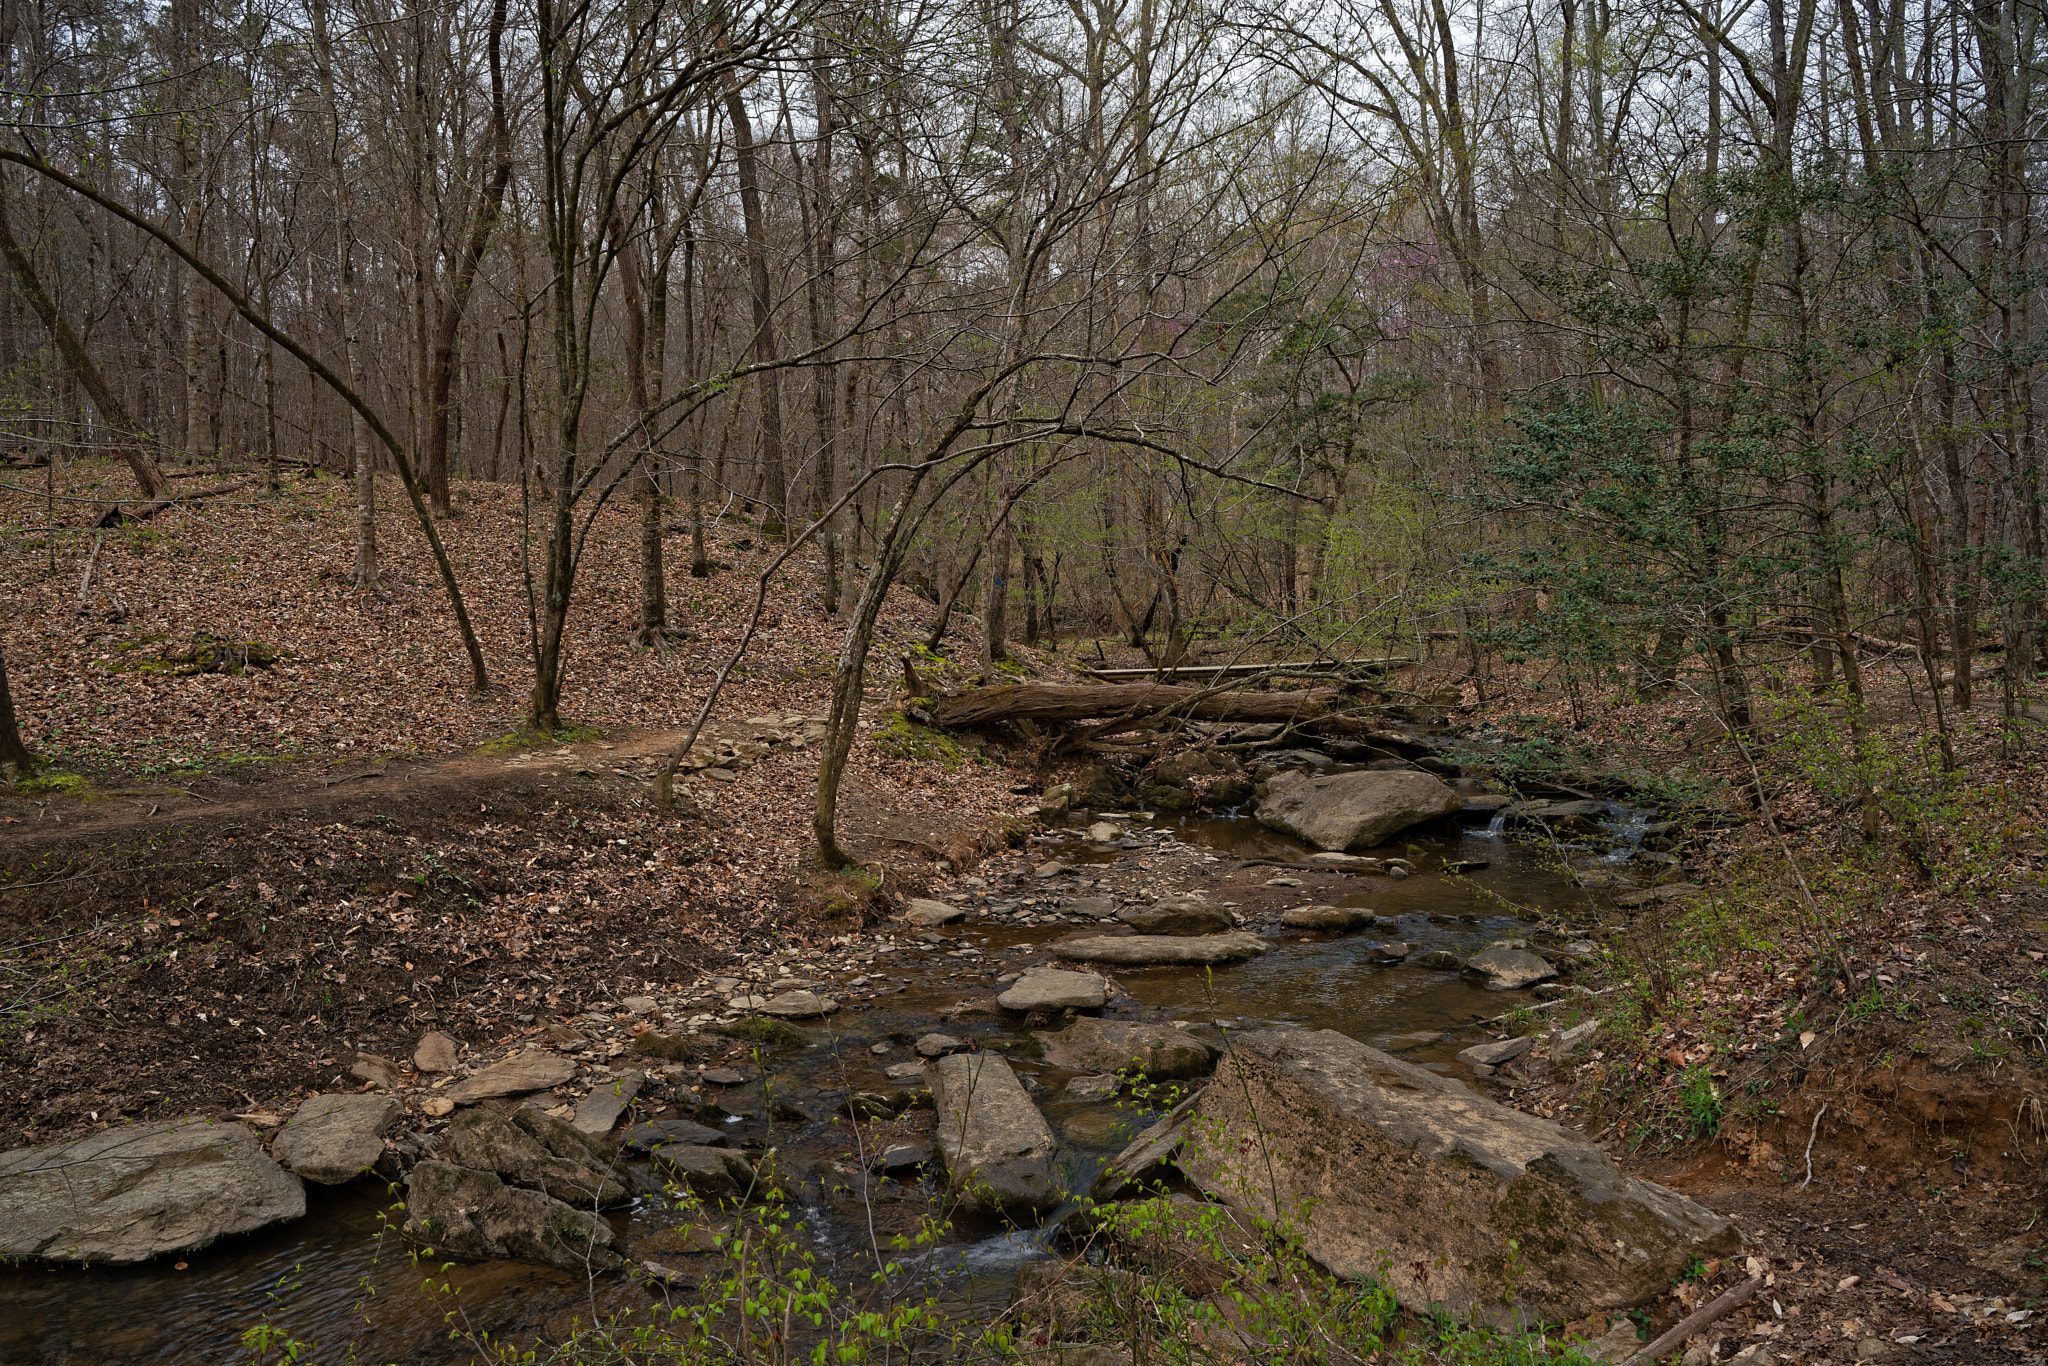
top-left (0, 808), bottom-right (1640, 1366)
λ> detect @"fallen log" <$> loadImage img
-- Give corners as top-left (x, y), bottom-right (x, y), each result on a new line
top-left (931, 682), bottom-right (1343, 728)
top-left (1080, 657), bottom-right (1413, 683)
top-left (93, 476), bottom-right (257, 528)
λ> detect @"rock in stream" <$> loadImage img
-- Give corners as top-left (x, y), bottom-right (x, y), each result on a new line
top-left (927, 1052), bottom-right (1064, 1218)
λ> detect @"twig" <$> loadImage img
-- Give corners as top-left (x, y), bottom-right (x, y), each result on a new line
top-left (1620, 1276), bottom-right (1764, 1366)
top-left (1802, 1102), bottom-right (1828, 1187)
top-left (1473, 985), bottom-right (1614, 1026)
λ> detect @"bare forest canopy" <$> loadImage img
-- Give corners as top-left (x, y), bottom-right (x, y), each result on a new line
top-left (0, 0), bottom-right (2040, 759)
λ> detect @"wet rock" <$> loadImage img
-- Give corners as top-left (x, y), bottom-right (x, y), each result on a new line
top-left (631, 1031), bottom-right (695, 1062)
top-left (915, 1032), bottom-right (971, 1058)
top-left (1091, 1096), bottom-right (1199, 1199)
top-left (572, 1070), bottom-right (644, 1135)
top-left (1462, 947), bottom-right (1557, 991)
top-left (1263, 876), bottom-right (1304, 888)
top-left (1037, 1018), bottom-right (1219, 1081)
top-left (1279, 905), bottom-right (1381, 931)
top-left (1441, 859), bottom-right (1490, 874)
top-left (444, 1051), bottom-right (577, 1105)
top-left (1069, 896), bottom-right (1121, 919)
top-left (1053, 931), bottom-right (1269, 966)
top-left (1457, 794), bottom-right (1514, 820)
top-left (274, 1093), bottom-right (400, 1184)
top-left (1086, 821), bottom-right (1121, 842)
top-left (403, 1161), bottom-right (622, 1270)
top-left (884, 1060), bottom-right (928, 1081)
top-left (413, 1031), bottom-right (462, 1074)
top-left (998, 967), bottom-right (1109, 1012)
top-left (1412, 950), bottom-right (1462, 970)
top-left (621, 1118), bottom-right (729, 1151)
top-left (1060, 1074), bottom-right (1122, 1103)
top-left (840, 1091), bottom-right (914, 1120)
top-left (1456, 1036), bottom-right (1534, 1068)
top-left (1256, 770), bottom-right (1464, 851)
top-left (698, 1067), bottom-right (751, 1085)
top-left (1115, 899), bottom-right (1233, 936)
top-left (1365, 942), bottom-right (1413, 963)
top-left (903, 897), bottom-right (965, 927)
top-left (758, 990), bottom-right (838, 1019)
top-left (348, 1053), bottom-right (403, 1091)
top-left (928, 1052), bottom-right (1064, 1217)
top-left (442, 1108), bottom-right (630, 1207)
top-left (0, 1118), bottom-right (307, 1264)
top-left (875, 1142), bottom-right (932, 1173)
top-left (1184, 1028), bottom-right (1737, 1324)
top-left (1511, 799), bottom-right (1607, 834)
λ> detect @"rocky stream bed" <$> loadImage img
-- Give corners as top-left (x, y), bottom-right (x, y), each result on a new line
top-left (0, 758), bottom-right (1736, 1365)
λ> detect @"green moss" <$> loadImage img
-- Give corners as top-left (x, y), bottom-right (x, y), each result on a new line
top-left (710, 1017), bottom-right (808, 1048)
top-left (873, 710), bottom-right (970, 767)
top-left (13, 769), bottom-right (94, 798)
top-left (475, 720), bottom-right (607, 757)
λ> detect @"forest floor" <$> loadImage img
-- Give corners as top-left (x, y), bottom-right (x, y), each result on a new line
top-left (3, 460), bottom-right (2046, 1361)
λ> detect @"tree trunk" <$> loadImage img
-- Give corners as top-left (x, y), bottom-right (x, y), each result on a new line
top-left (932, 681), bottom-right (1344, 728)
top-left (0, 642), bottom-right (34, 772)
top-left (724, 83), bottom-right (787, 535)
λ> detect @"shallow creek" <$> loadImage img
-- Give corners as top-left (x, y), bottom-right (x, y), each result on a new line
top-left (1, 810), bottom-right (1632, 1365)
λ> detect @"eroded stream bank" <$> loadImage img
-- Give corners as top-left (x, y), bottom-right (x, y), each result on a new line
top-left (2, 795), bottom-right (1666, 1366)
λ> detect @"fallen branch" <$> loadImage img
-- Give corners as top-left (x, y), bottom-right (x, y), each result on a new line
top-left (1620, 1275), bottom-right (1764, 1366)
top-left (93, 477), bottom-right (256, 528)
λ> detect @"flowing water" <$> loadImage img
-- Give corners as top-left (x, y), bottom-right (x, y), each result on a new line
top-left (1, 808), bottom-right (1644, 1365)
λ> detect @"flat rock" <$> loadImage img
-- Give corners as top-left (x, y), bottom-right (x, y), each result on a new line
top-left (915, 1033), bottom-right (970, 1058)
top-left (0, 1118), bottom-right (306, 1264)
top-left (903, 897), bottom-right (966, 927)
top-left (621, 995), bottom-right (659, 1016)
top-left (620, 1118), bottom-right (730, 1151)
top-left (1412, 950), bottom-right (1462, 969)
top-left (884, 1060), bottom-right (929, 1081)
top-left (1184, 1029), bottom-right (1736, 1323)
top-left (757, 990), bottom-right (838, 1019)
top-left (445, 1051), bottom-right (577, 1105)
top-left (442, 1108), bottom-right (630, 1207)
top-left (1301, 852), bottom-right (1385, 869)
top-left (1366, 941), bottom-right (1413, 963)
top-left (1279, 905), bottom-right (1382, 931)
top-left (1033, 861), bottom-right (1071, 878)
top-left (1086, 821), bottom-right (1121, 842)
top-left (928, 1052), bottom-right (1064, 1217)
top-left (875, 1142), bottom-right (933, 1173)
top-left (274, 1093), bottom-right (399, 1184)
top-left (699, 1067), bottom-right (751, 1085)
top-left (1115, 899), bottom-right (1234, 936)
top-left (1255, 769), bottom-right (1464, 851)
top-left (997, 967), bottom-right (1109, 1012)
top-left (1463, 947), bottom-right (1557, 991)
top-left (571, 1070), bottom-right (644, 1135)
top-left (631, 1031), bottom-right (695, 1062)
top-left (403, 1161), bottom-right (621, 1270)
top-left (413, 1031), bottom-right (462, 1074)
top-left (1058, 1074), bottom-right (1121, 1103)
top-left (1036, 1018), bottom-right (1219, 1081)
top-left (1456, 1036), bottom-right (1534, 1068)
top-left (1069, 896), bottom-right (1120, 919)
top-left (1053, 931), bottom-right (1269, 966)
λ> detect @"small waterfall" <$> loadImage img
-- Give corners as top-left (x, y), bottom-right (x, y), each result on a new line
top-left (1480, 811), bottom-right (1508, 838)
top-left (1600, 804), bottom-right (1654, 864)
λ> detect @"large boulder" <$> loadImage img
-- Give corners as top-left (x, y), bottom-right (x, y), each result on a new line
top-left (403, 1161), bottom-right (622, 1270)
top-left (1116, 899), bottom-right (1234, 936)
top-left (0, 1118), bottom-right (306, 1264)
top-left (273, 1093), bottom-right (400, 1184)
top-left (442, 1107), bottom-right (630, 1207)
top-left (1463, 947), bottom-right (1557, 991)
top-left (1036, 1018), bottom-right (1219, 1081)
top-left (1279, 906), bottom-right (1384, 931)
top-left (1186, 1029), bottom-right (1737, 1324)
top-left (1255, 770), bottom-right (1464, 851)
top-left (927, 1053), bottom-right (1064, 1218)
top-left (1053, 932), bottom-right (1269, 966)
top-left (998, 967), bottom-right (1108, 1012)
